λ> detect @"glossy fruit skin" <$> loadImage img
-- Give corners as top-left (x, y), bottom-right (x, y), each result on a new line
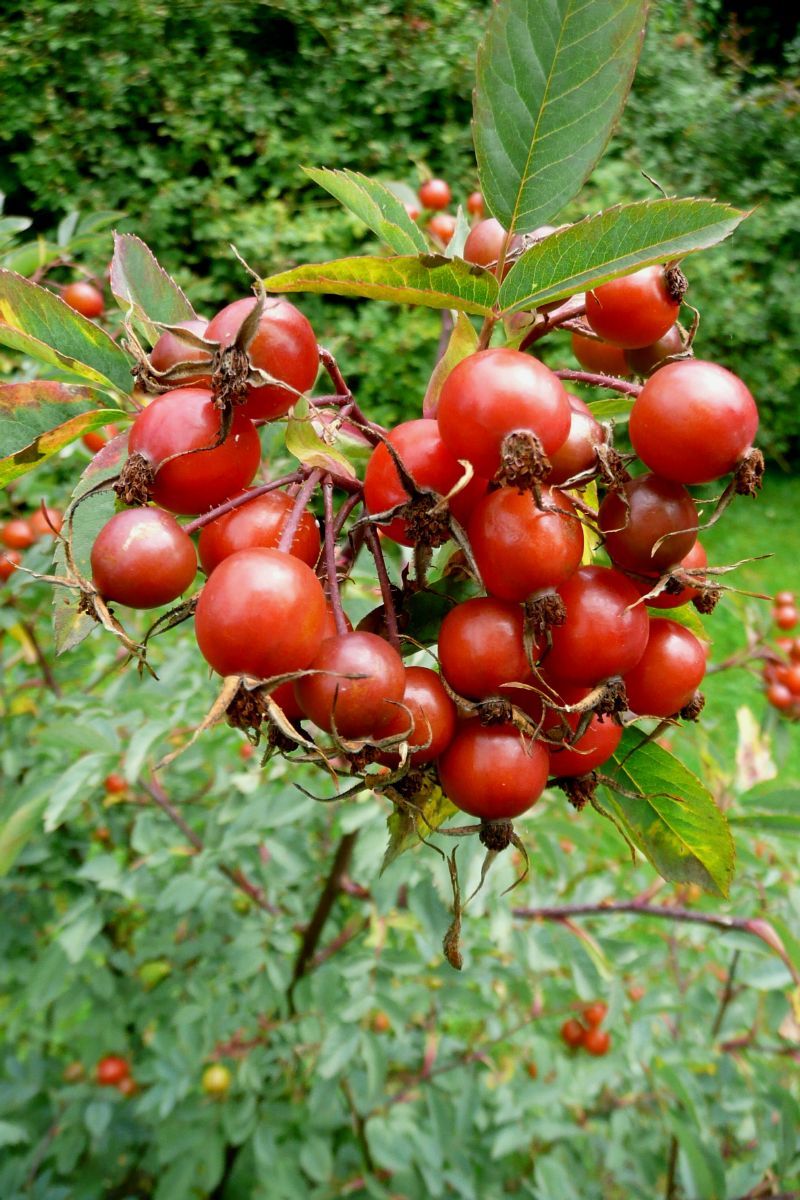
top-left (775, 591), bottom-right (795, 606)
top-left (29, 506), bottom-right (63, 537)
top-left (269, 608), bottom-right (346, 721)
top-left (437, 721), bottom-right (550, 820)
top-left (545, 566), bottom-right (650, 687)
top-left (438, 597), bottom-right (534, 700)
top-left (419, 178), bottom-right (452, 210)
top-left (775, 606), bottom-right (798, 631)
top-left (1, 519), bottom-right (35, 549)
top-left (294, 632), bottom-right (406, 739)
top-left (128, 387), bottom-right (261, 514)
top-left (638, 539), bottom-right (707, 609)
top-left (583, 1027), bottom-right (611, 1056)
top-left (96, 1055), bottom-right (130, 1086)
top-left (195, 548), bottom-right (326, 680)
top-left (625, 324), bottom-right (684, 375)
top-left (583, 1002), bottom-right (608, 1028)
top-left (467, 190), bottom-right (484, 216)
top-left (623, 618), bottom-right (707, 717)
top-left (149, 317), bottom-right (211, 386)
top-left (376, 666), bottom-right (457, 765)
top-left (198, 488), bottom-right (320, 574)
top-left (202, 1064), bottom-right (232, 1096)
top-left (428, 213), bottom-right (457, 245)
top-left (363, 419), bottom-right (486, 546)
top-left (629, 360), bottom-right (759, 484)
top-left (63, 281), bottom-right (104, 318)
top-left (468, 486), bottom-right (583, 602)
top-left (91, 508), bottom-right (197, 609)
top-left (547, 394), bottom-right (606, 485)
top-left (599, 473), bottom-right (698, 576)
top-left (104, 773), bottom-right (127, 795)
top-left (463, 218), bottom-right (521, 275)
top-left (545, 687), bottom-right (623, 777)
top-left (585, 266), bottom-right (680, 349)
top-left (570, 331), bottom-right (630, 377)
top-left (437, 348), bottom-right (571, 478)
top-left (560, 1019), bottom-right (586, 1048)
top-left (205, 296), bottom-right (318, 420)
top-left (82, 423), bottom-right (120, 453)
top-left (0, 550), bottom-right (21, 581)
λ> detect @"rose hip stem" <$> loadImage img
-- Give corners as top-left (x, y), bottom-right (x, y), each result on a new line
top-left (277, 469), bottom-right (322, 554)
top-left (554, 369), bottom-right (642, 396)
top-left (322, 476), bottom-right (349, 637)
top-left (364, 523), bottom-right (401, 650)
top-left (183, 471), bottom-right (305, 535)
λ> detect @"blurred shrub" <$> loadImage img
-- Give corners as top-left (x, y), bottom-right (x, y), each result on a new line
top-left (0, 1), bottom-right (797, 453)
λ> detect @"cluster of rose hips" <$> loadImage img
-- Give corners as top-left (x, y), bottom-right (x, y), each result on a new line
top-left (76, 234), bottom-right (762, 837)
top-left (560, 1002), bottom-right (611, 1057)
top-left (406, 178), bottom-right (487, 249)
top-left (0, 505), bottom-right (63, 582)
top-left (763, 591), bottom-right (800, 721)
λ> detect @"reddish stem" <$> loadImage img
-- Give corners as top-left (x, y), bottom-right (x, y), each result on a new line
top-left (519, 295), bottom-right (587, 350)
top-left (364, 524), bottom-right (401, 651)
top-left (554, 369), bottom-right (641, 396)
top-left (319, 347), bottom-right (382, 445)
top-left (277, 469), bottom-right (322, 554)
top-left (322, 477), bottom-right (349, 636)
top-left (183, 471), bottom-right (303, 535)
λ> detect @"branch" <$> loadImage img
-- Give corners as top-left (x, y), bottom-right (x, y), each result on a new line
top-left (288, 831), bottom-right (359, 1007)
top-left (183, 471), bottom-right (303, 535)
top-left (519, 295), bottom-right (587, 350)
top-left (553, 369), bottom-right (641, 396)
top-left (144, 776), bottom-right (279, 915)
top-left (363, 524), bottom-right (401, 650)
top-left (322, 477), bottom-right (348, 636)
top-left (277, 468), bottom-right (322, 554)
top-left (20, 620), bottom-right (61, 697)
top-left (319, 347), bottom-right (382, 445)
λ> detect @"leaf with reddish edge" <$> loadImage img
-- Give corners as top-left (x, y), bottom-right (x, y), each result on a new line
top-left (0, 270), bottom-right (132, 393)
top-left (285, 396), bottom-right (357, 478)
top-left (262, 255), bottom-right (498, 317)
top-left (53, 430), bottom-right (129, 655)
top-left (0, 381), bottom-right (122, 486)
top-left (600, 729), bottom-right (734, 898)
top-left (422, 312), bottom-right (478, 419)
top-left (110, 232), bottom-right (196, 342)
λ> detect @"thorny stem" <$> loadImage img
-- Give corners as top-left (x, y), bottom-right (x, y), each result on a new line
top-left (554, 368), bottom-right (642, 397)
top-left (319, 347), bottom-right (382, 445)
top-left (323, 477), bottom-right (348, 636)
top-left (277, 468), bottom-right (322, 554)
top-left (332, 491), bottom-right (363, 541)
top-left (183, 472), bottom-right (303, 535)
top-left (363, 524), bottom-right (401, 650)
top-left (144, 776), bottom-right (279, 915)
top-left (519, 295), bottom-right (588, 350)
top-left (288, 831), bottom-right (359, 1009)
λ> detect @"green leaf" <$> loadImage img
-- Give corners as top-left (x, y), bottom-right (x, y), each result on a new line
top-left (586, 395), bottom-right (635, 423)
top-left (285, 396), bottom-right (357, 477)
top-left (0, 791), bottom-right (48, 876)
top-left (53, 432), bottom-right (128, 654)
top-left (382, 775), bottom-right (458, 871)
top-left (404, 576), bottom-right (481, 651)
top-left (729, 788), bottom-right (800, 836)
top-left (0, 380), bottom-right (121, 486)
top-left (0, 269), bottom-right (133, 393)
top-left (499, 198), bottom-right (747, 314)
top-left (600, 729), bottom-right (734, 897)
top-left (303, 167), bottom-right (428, 255)
top-left (422, 312), bottom-right (478, 419)
top-left (262, 255), bottom-right (498, 317)
top-left (110, 232), bottom-right (196, 339)
top-left (474, 0), bottom-right (648, 234)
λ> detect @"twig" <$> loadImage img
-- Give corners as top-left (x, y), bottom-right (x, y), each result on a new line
top-left (183, 471), bottom-right (303, 535)
top-left (311, 915), bottom-right (370, 970)
top-left (664, 1134), bottom-right (679, 1200)
top-left (363, 524), bottom-right (401, 650)
top-left (512, 901), bottom-right (763, 937)
top-left (20, 620), bottom-right (61, 697)
top-left (277, 469), bottom-right (322, 554)
top-left (288, 831), bottom-right (359, 1007)
top-left (319, 347), bottom-right (381, 444)
top-left (519, 295), bottom-right (587, 350)
top-left (144, 776), bottom-right (279, 915)
top-left (322, 477), bottom-right (348, 635)
top-left (711, 950), bottom-right (741, 1039)
top-left (553, 369), bottom-right (641, 396)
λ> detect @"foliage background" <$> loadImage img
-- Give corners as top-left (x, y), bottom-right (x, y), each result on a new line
top-left (0, 3), bottom-right (798, 1198)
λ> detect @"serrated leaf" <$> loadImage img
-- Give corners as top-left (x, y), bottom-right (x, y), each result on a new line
top-left (0, 270), bottom-right (133, 393)
top-left (422, 312), bottom-right (478, 419)
top-left (382, 775), bottom-right (458, 871)
top-left (262, 255), bottom-right (498, 316)
top-left (499, 198), bottom-right (747, 314)
top-left (53, 432), bottom-right (128, 654)
top-left (285, 396), bottom-right (357, 477)
top-left (0, 380), bottom-right (121, 486)
top-left (600, 729), bottom-right (734, 897)
top-left (303, 167), bottom-right (428, 255)
top-left (110, 232), bottom-right (196, 340)
top-left (474, 0), bottom-right (648, 234)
